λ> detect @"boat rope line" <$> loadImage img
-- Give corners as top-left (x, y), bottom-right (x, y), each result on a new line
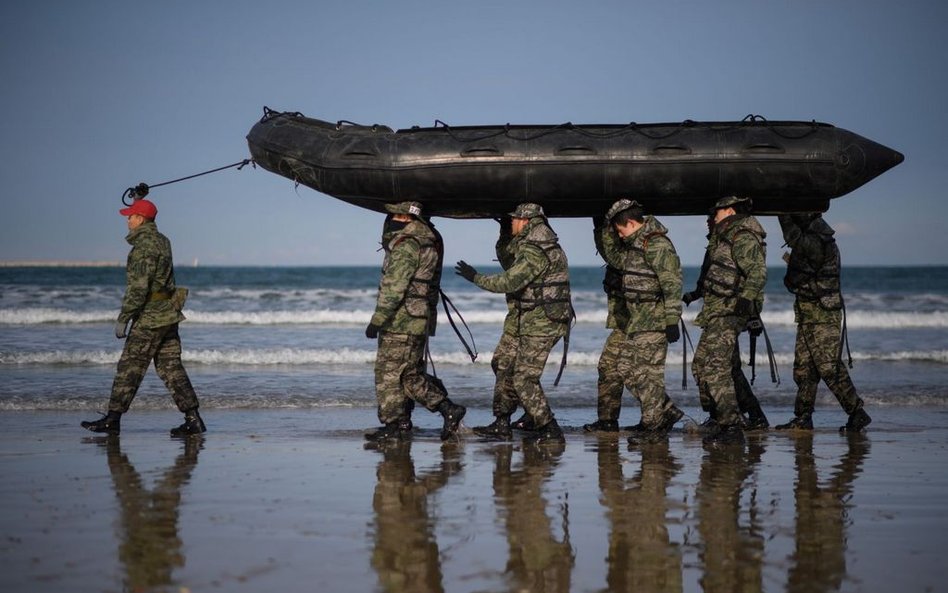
top-left (439, 289), bottom-right (479, 363)
top-left (121, 159), bottom-right (254, 205)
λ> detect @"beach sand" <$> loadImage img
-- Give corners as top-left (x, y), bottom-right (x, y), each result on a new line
top-left (2, 405), bottom-right (947, 593)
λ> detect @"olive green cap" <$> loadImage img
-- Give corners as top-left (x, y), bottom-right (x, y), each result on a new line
top-left (384, 201), bottom-right (424, 216)
top-left (712, 195), bottom-right (752, 210)
top-left (508, 202), bottom-right (544, 219)
top-left (605, 198), bottom-right (644, 222)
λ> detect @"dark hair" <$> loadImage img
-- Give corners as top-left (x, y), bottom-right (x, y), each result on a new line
top-left (613, 207), bottom-right (644, 226)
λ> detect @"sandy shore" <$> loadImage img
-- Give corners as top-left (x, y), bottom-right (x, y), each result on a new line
top-left (1, 405), bottom-right (947, 593)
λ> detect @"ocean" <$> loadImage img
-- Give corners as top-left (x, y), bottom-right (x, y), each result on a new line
top-left (1, 265), bottom-right (946, 412)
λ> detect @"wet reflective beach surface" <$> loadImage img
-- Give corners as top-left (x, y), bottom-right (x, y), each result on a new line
top-left (1, 407), bottom-right (946, 592)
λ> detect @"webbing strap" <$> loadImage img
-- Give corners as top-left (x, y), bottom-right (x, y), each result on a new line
top-left (552, 304), bottom-right (577, 387)
top-left (680, 317), bottom-right (695, 389)
top-left (440, 289), bottom-right (477, 363)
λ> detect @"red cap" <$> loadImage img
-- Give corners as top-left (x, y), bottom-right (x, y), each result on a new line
top-left (119, 199), bottom-right (158, 219)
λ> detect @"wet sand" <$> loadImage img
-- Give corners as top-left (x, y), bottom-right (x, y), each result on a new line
top-left (1, 405), bottom-right (947, 593)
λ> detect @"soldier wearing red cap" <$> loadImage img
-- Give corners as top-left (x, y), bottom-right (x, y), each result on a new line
top-left (81, 198), bottom-right (205, 437)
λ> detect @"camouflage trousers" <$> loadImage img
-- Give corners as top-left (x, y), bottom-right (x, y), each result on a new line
top-left (490, 332), bottom-right (560, 427)
top-left (727, 342), bottom-right (765, 417)
top-left (109, 323), bottom-right (199, 414)
top-left (692, 317), bottom-right (743, 426)
top-left (616, 331), bottom-right (679, 427)
top-left (793, 323), bottom-right (862, 416)
top-left (374, 332), bottom-right (447, 424)
top-left (596, 329), bottom-right (626, 422)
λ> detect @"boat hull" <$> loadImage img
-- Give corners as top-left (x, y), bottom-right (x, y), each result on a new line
top-left (246, 109), bottom-right (903, 218)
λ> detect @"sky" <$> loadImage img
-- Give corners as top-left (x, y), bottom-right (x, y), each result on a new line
top-left (1, 0), bottom-right (946, 267)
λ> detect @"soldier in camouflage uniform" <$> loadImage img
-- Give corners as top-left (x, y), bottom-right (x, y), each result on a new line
top-left (683, 215), bottom-right (770, 431)
top-left (692, 196), bottom-right (768, 445)
top-left (81, 198), bottom-right (204, 437)
top-left (582, 200), bottom-right (685, 442)
top-left (775, 213), bottom-right (871, 432)
top-left (456, 203), bottom-right (572, 443)
top-left (364, 201), bottom-right (466, 442)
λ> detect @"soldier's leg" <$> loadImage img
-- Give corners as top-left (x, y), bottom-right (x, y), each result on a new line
top-left (152, 324), bottom-right (200, 413)
top-left (596, 329), bottom-right (626, 422)
top-left (511, 335), bottom-right (559, 428)
top-left (490, 332), bottom-right (521, 418)
top-left (810, 323), bottom-right (864, 415)
top-left (792, 325), bottom-right (821, 417)
top-left (374, 332), bottom-right (413, 424)
top-left (695, 319), bottom-right (742, 427)
top-left (399, 335), bottom-right (448, 411)
top-left (692, 329), bottom-right (716, 416)
top-left (732, 341), bottom-right (768, 427)
top-left (624, 332), bottom-right (674, 428)
top-left (108, 324), bottom-right (165, 413)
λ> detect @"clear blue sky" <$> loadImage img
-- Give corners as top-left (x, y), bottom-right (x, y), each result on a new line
top-left (1, 0), bottom-right (945, 266)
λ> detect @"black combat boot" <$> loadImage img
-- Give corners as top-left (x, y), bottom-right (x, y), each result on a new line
top-left (365, 422), bottom-right (407, 442)
top-left (511, 412), bottom-right (536, 431)
top-left (656, 406), bottom-right (684, 431)
top-left (582, 419), bottom-right (619, 432)
top-left (170, 409), bottom-right (206, 437)
top-left (702, 423), bottom-right (745, 445)
top-left (81, 410), bottom-right (121, 435)
top-left (628, 407), bottom-right (682, 445)
top-left (524, 418), bottom-right (565, 444)
top-left (839, 408), bottom-right (871, 433)
top-left (437, 399), bottom-right (466, 441)
top-left (623, 422), bottom-right (646, 432)
top-left (775, 414), bottom-right (813, 430)
top-left (473, 415), bottom-right (512, 440)
top-left (743, 402), bottom-right (770, 431)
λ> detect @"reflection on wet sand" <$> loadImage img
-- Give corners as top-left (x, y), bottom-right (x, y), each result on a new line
top-left (98, 435), bottom-right (202, 591)
top-left (368, 440), bottom-right (464, 593)
top-left (787, 433), bottom-right (870, 593)
top-left (596, 436), bottom-right (683, 593)
top-left (696, 440), bottom-right (766, 593)
top-left (490, 441), bottom-right (574, 593)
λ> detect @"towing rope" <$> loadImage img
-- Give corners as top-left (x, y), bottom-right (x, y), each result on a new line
top-left (121, 159), bottom-right (254, 205)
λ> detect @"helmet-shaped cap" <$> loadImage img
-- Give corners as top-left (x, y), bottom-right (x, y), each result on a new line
top-left (508, 203), bottom-right (544, 219)
top-left (605, 198), bottom-right (644, 222)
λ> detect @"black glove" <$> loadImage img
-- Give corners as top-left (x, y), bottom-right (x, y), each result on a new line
top-left (682, 290), bottom-right (701, 306)
top-left (455, 260), bottom-right (477, 282)
top-left (735, 297), bottom-right (755, 317)
top-left (365, 323), bottom-right (380, 339)
top-left (746, 317), bottom-right (763, 337)
top-left (665, 323), bottom-right (680, 343)
top-left (114, 319), bottom-right (130, 339)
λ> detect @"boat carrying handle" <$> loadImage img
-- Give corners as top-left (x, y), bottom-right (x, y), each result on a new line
top-left (461, 147), bottom-right (504, 157)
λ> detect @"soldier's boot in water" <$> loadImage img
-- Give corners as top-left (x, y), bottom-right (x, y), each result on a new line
top-left (473, 415), bottom-right (512, 440)
top-left (702, 423), bottom-right (745, 446)
top-left (365, 422), bottom-right (407, 442)
top-left (81, 410), bottom-right (122, 435)
top-left (524, 418), bottom-right (565, 444)
top-left (437, 399), bottom-right (466, 441)
top-left (582, 419), bottom-right (619, 433)
top-left (775, 413), bottom-right (814, 431)
top-left (511, 412), bottom-right (536, 431)
top-left (170, 409), bottom-right (206, 437)
top-left (743, 402), bottom-right (770, 431)
top-left (628, 407), bottom-right (683, 445)
top-left (623, 422), bottom-right (646, 432)
top-left (839, 408), bottom-right (872, 433)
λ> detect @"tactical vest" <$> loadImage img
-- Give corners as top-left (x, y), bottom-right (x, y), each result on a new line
top-left (618, 224), bottom-right (667, 304)
top-left (785, 233), bottom-right (842, 310)
top-left (514, 221), bottom-right (572, 323)
top-left (382, 222), bottom-right (441, 320)
top-left (701, 215), bottom-right (766, 298)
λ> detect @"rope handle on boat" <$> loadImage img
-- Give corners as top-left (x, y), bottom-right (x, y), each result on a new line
top-left (121, 159), bottom-right (254, 205)
top-left (440, 289), bottom-right (478, 363)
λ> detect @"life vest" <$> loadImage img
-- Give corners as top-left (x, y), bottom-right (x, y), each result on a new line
top-left (700, 215), bottom-right (766, 298)
top-left (617, 217), bottom-right (668, 304)
top-left (382, 221), bottom-right (441, 320)
top-left (784, 223), bottom-right (842, 310)
top-left (514, 220), bottom-right (573, 323)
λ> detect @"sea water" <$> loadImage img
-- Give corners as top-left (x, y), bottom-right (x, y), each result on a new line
top-left (1, 265), bottom-right (946, 411)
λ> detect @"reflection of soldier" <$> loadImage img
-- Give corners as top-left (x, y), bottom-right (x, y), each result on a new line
top-left (786, 433), bottom-right (869, 593)
top-left (369, 440), bottom-right (463, 593)
top-left (82, 198), bottom-right (205, 437)
top-left (692, 196), bottom-right (768, 445)
top-left (489, 442), bottom-right (574, 592)
top-left (776, 214), bottom-right (871, 433)
top-left (102, 436), bottom-right (201, 591)
top-left (457, 203), bottom-right (573, 443)
top-left (584, 199), bottom-right (685, 441)
top-left (683, 214), bottom-right (769, 431)
top-left (596, 436), bottom-right (683, 592)
top-left (696, 440), bottom-right (766, 593)
top-left (365, 201), bottom-right (466, 442)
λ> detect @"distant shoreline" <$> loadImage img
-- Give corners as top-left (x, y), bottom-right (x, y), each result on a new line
top-left (0, 261), bottom-right (122, 268)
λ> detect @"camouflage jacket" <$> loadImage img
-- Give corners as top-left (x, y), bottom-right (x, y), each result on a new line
top-left (474, 217), bottom-right (571, 337)
top-left (495, 226), bottom-right (520, 336)
top-left (593, 221), bottom-right (629, 331)
top-left (696, 214), bottom-right (767, 327)
top-left (370, 219), bottom-right (441, 336)
top-left (119, 221), bottom-right (183, 329)
top-left (598, 216), bottom-right (682, 333)
top-left (779, 215), bottom-right (843, 325)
